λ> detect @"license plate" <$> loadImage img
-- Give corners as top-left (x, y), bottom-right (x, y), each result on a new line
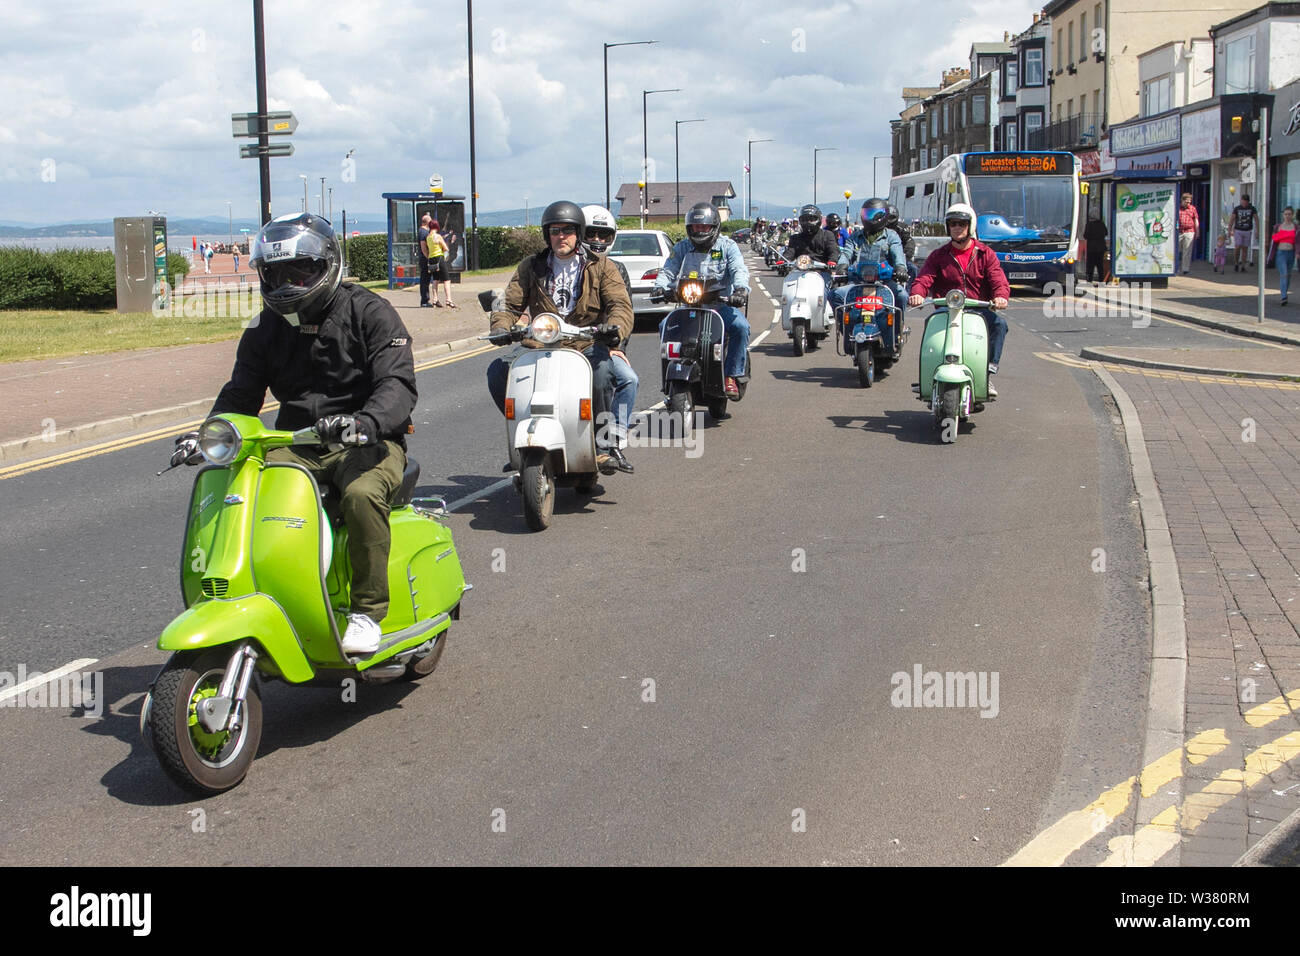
top-left (1008, 272), bottom-right (1036, 279)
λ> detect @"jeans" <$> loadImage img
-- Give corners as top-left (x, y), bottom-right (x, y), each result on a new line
top-left (1278, 248), bottom-right (1295, 300)
top-left (418, 256), bottom-right (431, 305)
top-left (973, 308), bottom-right (1008, 365)
top-left (487, 345), bottom-right (637, 448)
top-left (658, 305), bottom-right (750, 377)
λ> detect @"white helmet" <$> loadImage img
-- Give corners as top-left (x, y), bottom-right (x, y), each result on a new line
top-left (945, 202), bottom-right (977, 238)
top-left (581, 204), bottom-right (618, 254)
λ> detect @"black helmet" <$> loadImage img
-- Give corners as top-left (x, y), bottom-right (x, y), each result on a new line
top-left (825, 213), bottom-right (842, 231)
top-left (540, 200), bottom-right (585, 243)
top-left (685, 202), bottom-right (721, 250)
top-left (860, 198), bottom-right (889, 234)
top-left (798, 204), bottom-right (823, 236)
top-left (885, 204), bottom-right (900, 228)
top-left (249, 212), bottom-right (342, 321)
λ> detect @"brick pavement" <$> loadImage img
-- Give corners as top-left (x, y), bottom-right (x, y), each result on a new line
top-left (1102, 365), bottom-right (1300, 864)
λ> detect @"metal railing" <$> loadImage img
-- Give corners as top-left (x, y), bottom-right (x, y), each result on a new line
top-left (1025, 112), bottom-right (1102, 150)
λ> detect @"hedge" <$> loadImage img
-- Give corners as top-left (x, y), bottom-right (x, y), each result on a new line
top-left (343, 233), bottom-right (387, 281)
top-left (0, 247), bottom-right (192, 310)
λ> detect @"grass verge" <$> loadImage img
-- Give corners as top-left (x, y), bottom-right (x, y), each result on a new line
top-left (1, 304), bottom-right (257, 362)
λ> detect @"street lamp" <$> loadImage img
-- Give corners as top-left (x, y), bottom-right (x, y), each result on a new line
top-left (813, 146), bottom-right (837, 206)
top-left (675, 118), bottom-right (706, 223)
top-left (642, 87), bottom-right (679, 228)
top-left (319, 177), bottom-right (326, 218)
top-left (843, 190), bottom-right (852, 224)
top-left (298, 174), bottom-right (308, 213)
top-left (467, 0), bottom-right (480, 268)
top-left (872, 155), bottom-right (891, 197)
top-left (747, 138), bottom-right (773, 221)
top-left (637, 180), bottom-right (646, 224)
top-left (603, 40), bottom-right (656, 209)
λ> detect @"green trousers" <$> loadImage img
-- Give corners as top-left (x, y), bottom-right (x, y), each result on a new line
top-left (267, 441), bottom-right (406, 621)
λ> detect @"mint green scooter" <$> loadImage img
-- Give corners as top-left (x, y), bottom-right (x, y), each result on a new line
top-left (912, 290), bottom-right (994, 442)
top-left (141, 414), bottom-right (470, 794)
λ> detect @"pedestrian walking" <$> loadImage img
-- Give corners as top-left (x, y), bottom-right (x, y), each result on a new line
top-left (1177, 193), bottom-right (1199, 274)
top-left (233, 248), bottom-right (240, 273)
top-left (1267, 206), bottom-right (1296, 305)
top-left (1231, 193), bottom-right (1257, 272)
top-left (417, 213), bottom-right (433, 307)
top-left (1083, 211), bottom-right (1108, 283)
top-left (428, 220), bottom-right (455, 308)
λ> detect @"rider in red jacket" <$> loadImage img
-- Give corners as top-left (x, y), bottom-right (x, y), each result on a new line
top-left (908, 203), bottom-right (1010, 394)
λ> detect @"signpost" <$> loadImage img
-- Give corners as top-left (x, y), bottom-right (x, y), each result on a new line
top-left (231, 111), bottom-right (298, 137)
top-left (239, 142), bottom-right (293, 158)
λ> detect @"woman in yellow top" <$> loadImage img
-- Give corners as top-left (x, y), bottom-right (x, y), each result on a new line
top-left (424, 220), bottom-right (456, 308)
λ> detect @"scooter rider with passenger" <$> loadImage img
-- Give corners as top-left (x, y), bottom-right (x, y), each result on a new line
top-left (486, 200), bottom-right (636, 474)
top-left (652, 201), bottom-right (751, 399)
top-left (832, 197), bottom-right (908, 316)
top-left (907, 202), bottom-right (1010, 396)
top-left (581, 204), bottom-right (639, 463)
top-left (170, 212), bottom-right (418, 656)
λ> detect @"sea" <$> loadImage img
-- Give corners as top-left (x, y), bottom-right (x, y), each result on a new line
top-left (0, 236), bottom-right (236, 255)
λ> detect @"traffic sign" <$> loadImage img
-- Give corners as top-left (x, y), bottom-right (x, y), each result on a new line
top-left (231, 111), bottom-right (298, 137)
top-left (239, 142), bottom-right (294, 158)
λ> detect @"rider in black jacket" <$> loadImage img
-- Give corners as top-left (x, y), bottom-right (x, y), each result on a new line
top-left (173, 213), bottom-right (417, 656)
top-left (784, 204), bottom-right (843, 265)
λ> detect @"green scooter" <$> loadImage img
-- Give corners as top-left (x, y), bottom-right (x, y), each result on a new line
top-left (141, 413), bottom-right (470, 794)
top-left (912, 290), bottom-right (994, 442)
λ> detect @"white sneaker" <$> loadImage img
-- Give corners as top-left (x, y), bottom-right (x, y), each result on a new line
top-left (342, 613), bottom-right (381, 655)
top-left (987, 382), bottom-right (998, 399)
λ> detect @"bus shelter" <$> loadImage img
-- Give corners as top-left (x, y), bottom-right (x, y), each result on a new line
top-left (381, 192), bottom-right (467, 287)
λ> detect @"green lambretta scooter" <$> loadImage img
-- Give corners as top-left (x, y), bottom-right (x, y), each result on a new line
top-left (141, 413), bottom-right (470, 794)
top-left (912, 290), bottom-right (994, 442)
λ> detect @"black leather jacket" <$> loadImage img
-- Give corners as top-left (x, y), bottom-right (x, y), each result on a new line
top-left (784, 228), bottom-right (842, 264)
top-left (211, 283), bottom-right (417, 445)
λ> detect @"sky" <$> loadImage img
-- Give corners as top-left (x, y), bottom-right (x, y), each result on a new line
top-left (0, 0), bottom-right (1039, 226)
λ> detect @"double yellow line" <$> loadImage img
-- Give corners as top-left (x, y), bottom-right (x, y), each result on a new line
top-left (0, 344), bottom-right (494, 482)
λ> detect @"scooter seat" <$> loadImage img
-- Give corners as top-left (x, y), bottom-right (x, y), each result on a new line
top-left (392, 459), bottom-right (421, 508)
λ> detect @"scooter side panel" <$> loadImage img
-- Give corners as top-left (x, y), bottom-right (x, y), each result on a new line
top-left (250, 464), bottom-right (340, 664)
top-left (158, 595), bottom-right (315, 683)
top-left (400, 519), bottom-right (467, 624)
top-left (962, 314), bottom-right (990, 401)
top-left (918, 310), bottom-right (951, 397)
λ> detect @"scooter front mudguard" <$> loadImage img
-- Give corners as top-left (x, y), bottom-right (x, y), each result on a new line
top-left (934, 365), bottom-right (973, 386)
top-left (158, 595), bottom-right (315, 683)
top-left (512, 416), bottom-right (569, 473)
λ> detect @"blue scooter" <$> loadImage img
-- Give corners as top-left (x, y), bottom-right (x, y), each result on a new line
top-left (834, 260), bottom-right (909, 388)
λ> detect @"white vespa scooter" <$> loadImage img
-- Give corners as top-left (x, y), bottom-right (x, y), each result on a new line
top-left (483, 313), bottom-right (619, 531)
top-left (780, 254), bottom-right (836, 356)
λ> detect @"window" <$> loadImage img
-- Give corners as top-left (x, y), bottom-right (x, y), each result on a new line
top-left (1143, 74), bottom-right (1172, 115)
top-left (1026, 112), bottom-right (1043, 137)
top-left (1057, 30), bottom-right (1063, 70)
top-left (1067, 98), bottom-right (1074, 118)
top-left (1067, 24), bottom-right (1074, 67)
top-left (1094, 89), bottom-right (1101, 117)
top-left (1025, 48), bottom-right (1044, 85)
top-left (943, 103), bottom-right (949, 133)
top-left (1005, 120), bottom-right (1018, 151)
top-left (1224, 33), bottom-right (1256, 94)
top-left (923, 183), bottom-right (934, 196)
top-left (942, 145), bottom-right (951, 158)
top-left (1095, 4), bottom-right (1103, 54)
top-left (930, 147), bottom-right (939, 167)
top-left (931, 110), bottom-right (938, 136)
top-left (973, 95), bottom-right (987, 124)
top-left (906, 185), bottom-right (916, 198)
top-left (1006, 60), bottom-right (1018, 95)
top-left (960, 100), bottom-right (966, 127)
top-left (1080, 13), bottom-right (1087, 61)
top-left (920, 118), bottom-right (927, 144)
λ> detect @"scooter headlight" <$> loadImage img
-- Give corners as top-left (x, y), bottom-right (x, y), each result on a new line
top-left (945, 289), bottom-right (966, 311)
top-left (528, 313), bottom-right (562, 345)
top-left (198, 418), bottom-right (242, 466)
top-left (680, 281), bottom-right (704, 305)
top-left (796, 254), bottom-right (813, 271)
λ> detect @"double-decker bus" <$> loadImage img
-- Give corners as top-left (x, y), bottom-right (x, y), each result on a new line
top-left (889, 151), bottom-right (1082, 288)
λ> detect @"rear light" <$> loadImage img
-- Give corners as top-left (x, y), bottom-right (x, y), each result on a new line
top-left (642, 269), bottom-right (659, 280)
top-left (504, 398), bottom-right (515, 420)
top-left (578, 398), bottom-right (591, 421)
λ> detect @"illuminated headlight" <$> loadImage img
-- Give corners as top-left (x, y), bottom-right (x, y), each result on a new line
top-left (796, 255), bottom-right (813, 271)
top-left (529, 313), bottom-right (561, 344)
top-left (680, 281), bottom-right (704, 305)
top-left (945, 289), bottom-right (965, 311)
top-left (199, 418), bottom-right (242, 466)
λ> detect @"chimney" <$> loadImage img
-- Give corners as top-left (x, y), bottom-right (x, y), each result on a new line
top-left (1033, 12), bottom-right (1039, 22)
top-left (1004, 31), bottom-right (1010, 42)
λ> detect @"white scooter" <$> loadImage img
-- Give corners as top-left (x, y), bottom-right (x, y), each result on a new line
top-left (780, 254), bottom-right (836, 356)
top-left (483, 313), bottom-right (619, 531)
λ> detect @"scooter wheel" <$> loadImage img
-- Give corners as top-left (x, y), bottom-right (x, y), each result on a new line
top-left (520, 449), bottom-right (555, 531)
top-left (706, 396), bottom-right (729, 421)
top-left (792, 324), bottom-right (807, 357)
top-left (667, 385), bottom-right (694, 439)
top-left (150, 648), bottom-right (262, 795)
top-left (857, 350), bottom-right (874, 388)
top-left (938, 387), bottom-right (961, 441)
top-left (401, 631), bottom-right (447, 681)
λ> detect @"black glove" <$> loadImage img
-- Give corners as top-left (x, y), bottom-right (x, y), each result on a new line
top-left (170, 431), bottom-right (203, 467)
top-left (729, 289), bottom-right (749, 309)
top-left (314, 414), bottom-right (372, 445)
top-left (593, 324), bottom-right (623, 347)
top-left (486, 328), bottom-right (516, 346)
top-left (648, 287), bottom-right (668, 304)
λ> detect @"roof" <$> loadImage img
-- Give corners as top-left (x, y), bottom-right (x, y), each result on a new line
top-left (613, 181), bottom-right (737, 213)
top-left (970, 42), bottom-right (1013, 55)
top-left (902, 86), bottom-right (940, 98)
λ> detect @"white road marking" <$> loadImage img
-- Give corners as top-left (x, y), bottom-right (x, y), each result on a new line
top-left (0, 658), bottom-right (99, 703)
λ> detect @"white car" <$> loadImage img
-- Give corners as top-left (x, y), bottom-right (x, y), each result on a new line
top-left (607, 230), bottom-right (674, 317)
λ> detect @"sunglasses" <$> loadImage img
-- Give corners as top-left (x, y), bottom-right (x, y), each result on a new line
top-left (548, 225), bottom-right (578, 237)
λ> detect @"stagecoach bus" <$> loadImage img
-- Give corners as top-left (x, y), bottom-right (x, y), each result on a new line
top-left (889, 151), bottom-right (1082, 289)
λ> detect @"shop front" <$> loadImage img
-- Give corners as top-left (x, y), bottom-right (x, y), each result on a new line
top-left (1270, 79), bottom-right (1300, 222)
top-left (1180, 104), bottom-right (1219, 263)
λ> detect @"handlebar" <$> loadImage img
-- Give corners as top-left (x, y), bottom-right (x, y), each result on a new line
top-left (908, 296), bottom-right (995, 310)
